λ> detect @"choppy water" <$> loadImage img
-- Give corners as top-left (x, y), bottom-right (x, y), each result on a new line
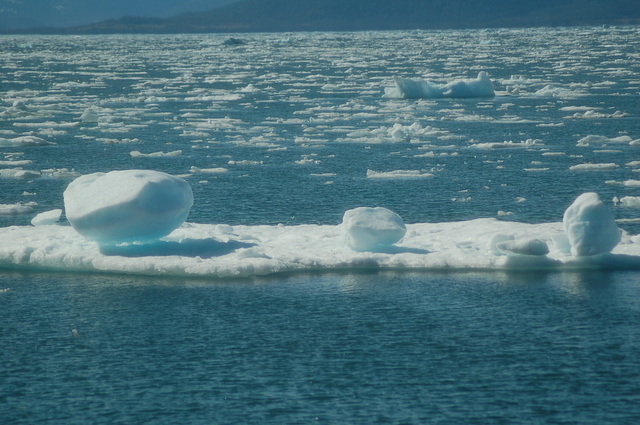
top-left (1, 27), bottom-right (640, 423)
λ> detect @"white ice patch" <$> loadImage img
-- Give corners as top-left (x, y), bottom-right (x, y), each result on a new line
top-left (0, 202), bottom-right (37, 215)
top-left (63, 170), bottom-right (193, 244)
top-left (562, 192), bottom-right (620, 257)
top-left (0, 136), bottom-right (54, 147)
top-left (31, 209), bottom-right (62, 226)
top-left (342, 207), bottom-right (407, 252)
top-left (366, 169), bottom-right (433, 179)
top-left (385, 72), bottom-right (495, 99)
top-left (569, 163), bottom-right (619, 171)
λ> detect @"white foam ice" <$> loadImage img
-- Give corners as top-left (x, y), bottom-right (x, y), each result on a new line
top-left (384, 72), bottom-right (495, 99)
top-left (63, 170), bottom-right (193, 244)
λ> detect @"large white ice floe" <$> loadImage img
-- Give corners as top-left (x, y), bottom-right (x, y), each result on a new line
top-left (0, 191), bottom-right (639, 277)
top-left (562, 192), bottom-right (621, 257)
top-left (385, 72), bottom-right (495, 99)
top-left (63, 170), bottom-right (193, 244)
top-left (342, 207), bottom-right (407, 252)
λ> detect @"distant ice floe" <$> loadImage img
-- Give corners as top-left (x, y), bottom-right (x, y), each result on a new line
top-left (130, 150), bottom-right (182, 158)
top-left (469, 139), bottom-right (543, 149)
top-left (366, 169), bottom-right (433, 179)
top-left (0, 202), bottom-right (37, 215)
top-left (576, 135), bottom-right (637, 146)
top-left (1, 170), bottom-right (639, 277)
top-left (569, 163), bottom-right (619, 171)
top-left (0, 136), bottom-right (54, 147)
top-left (384, 72), bottom-right (495, 99)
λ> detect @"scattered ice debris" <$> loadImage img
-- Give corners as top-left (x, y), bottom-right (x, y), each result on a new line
top-left (534, 85), bottom-right (584, 97)
top-left (0, 136), bottom-right (54, 147)
top-left (366, 169), bottom-right (433, 179)
top-left (562, 192), bottom-right (620, 257)
top-left (130, 150), bottom-right (182, 158)
top-left (0, 202), bottom-right (37, 215)
top-left (342, 207), bottom-right (407, 252)
top-left (31, 209), bottom-right (62, 226)
top-left (63, 170), bottom-right (193, 244)
top-left (385, 72), bottom-right (495, 99)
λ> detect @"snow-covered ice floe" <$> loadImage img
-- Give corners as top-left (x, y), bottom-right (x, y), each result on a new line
top-left (1, 169), bottom-right (639, 277)
top-left (385, 72), bottom-right (495, 99)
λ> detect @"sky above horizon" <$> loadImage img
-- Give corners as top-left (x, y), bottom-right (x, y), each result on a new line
top-left (0, 0), bottom-right (237, 30)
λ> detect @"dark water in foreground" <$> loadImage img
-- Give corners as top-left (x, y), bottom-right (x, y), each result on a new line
top-left (1, 270), bottom-right (639, 424)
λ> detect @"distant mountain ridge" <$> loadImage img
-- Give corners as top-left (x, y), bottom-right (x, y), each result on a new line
top-left (7, 0), bottom-right (640, 34)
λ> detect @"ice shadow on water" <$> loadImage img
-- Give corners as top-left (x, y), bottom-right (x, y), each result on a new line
top-left (99, 238), bottom-right (255, 259)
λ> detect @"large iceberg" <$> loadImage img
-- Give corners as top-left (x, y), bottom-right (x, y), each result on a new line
top-left (562, 192), bottom-right (620, 257)
top-left (385, 72), bottom-right (495, 99)
top-left (63, 170), bottom-right (193, 244)
top-left (342, 207), bottom-right (407, 251)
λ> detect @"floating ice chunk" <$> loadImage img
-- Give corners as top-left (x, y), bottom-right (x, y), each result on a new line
top-left (130, 150), bottom-right (182, 158)
top-left (0, 168), bottom-right (42, 179)
top-left (562, 192), bottom-right (620, 257)
top-left (80, 108), bottom-right (99, 123)
top-left (496, 238), bottom-right (549, 256)
top-left (31, 209), bottom-right (62, 226)
top-left (63, 170), bottom-right (193, 244)
top-left (0, 202), bottom-right (36, 215)
top-left (366, 169), bottom-right (433, 179)
top-left (385, 72), bottom-right (494, 99)
top-left (0, 136), bottom-right (54, 147)
top-left (569, 163), bottom-right (619, 171)
top-left (619, 196), bottom-right (640, 208)
top-left (342, 207), bottom-right (407, 251)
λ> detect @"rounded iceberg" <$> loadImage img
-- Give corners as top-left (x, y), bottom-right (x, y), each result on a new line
top-left (563, 192), bottom-right (620, 257)
top-left (342, 207), bottom-right (406, 251)
top-left (64, 170), bottom-right (193, 244)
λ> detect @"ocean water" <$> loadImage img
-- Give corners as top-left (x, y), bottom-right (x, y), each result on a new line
top-left (1, 27), bottom-right (640, 423)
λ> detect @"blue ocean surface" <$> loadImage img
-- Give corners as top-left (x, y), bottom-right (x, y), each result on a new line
top-left (2, 270), bottom-right (640, 424)
top-left (1, 27), bottom-right (640, 423)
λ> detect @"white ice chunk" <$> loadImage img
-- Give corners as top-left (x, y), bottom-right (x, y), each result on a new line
top-left (63, 170), bottom-right (193, 244)
top-left (496, 238), bottom-right (550, 256)
top-left (0, 136), bottom-right (54, 147)
top-left (31, 209), bottom-right (62, 226)
top-left (385, 72), bottom-right (494, 99)
top-left (620, 196), bottom-right (640, 208)
top-left (342, 207), bottom-right (407, 251)
top-left (0, 202), bottom-right (36, 215)
top-left (562, 192), bottom-right (620, 257)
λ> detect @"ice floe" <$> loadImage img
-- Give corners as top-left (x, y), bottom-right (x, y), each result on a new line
top-left (385, 72), bottom-right (495, 99)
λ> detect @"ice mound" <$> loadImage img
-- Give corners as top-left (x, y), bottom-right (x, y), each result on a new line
top-left (342, 207), bottom-right (407, 251)
top-left (31, 209), bottom-right (62, 226)
top-left (496, 238), bottom-right (550, 256)
top-left (63, 170), bottom-right (193, 244)
top-left (562, 192), bottom-right (620, 257)
top-left (385, 72), bottom-right (495, 99)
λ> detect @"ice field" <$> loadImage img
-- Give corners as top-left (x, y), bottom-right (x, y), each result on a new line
top-left (1, 27), bottom-right (640, 277)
